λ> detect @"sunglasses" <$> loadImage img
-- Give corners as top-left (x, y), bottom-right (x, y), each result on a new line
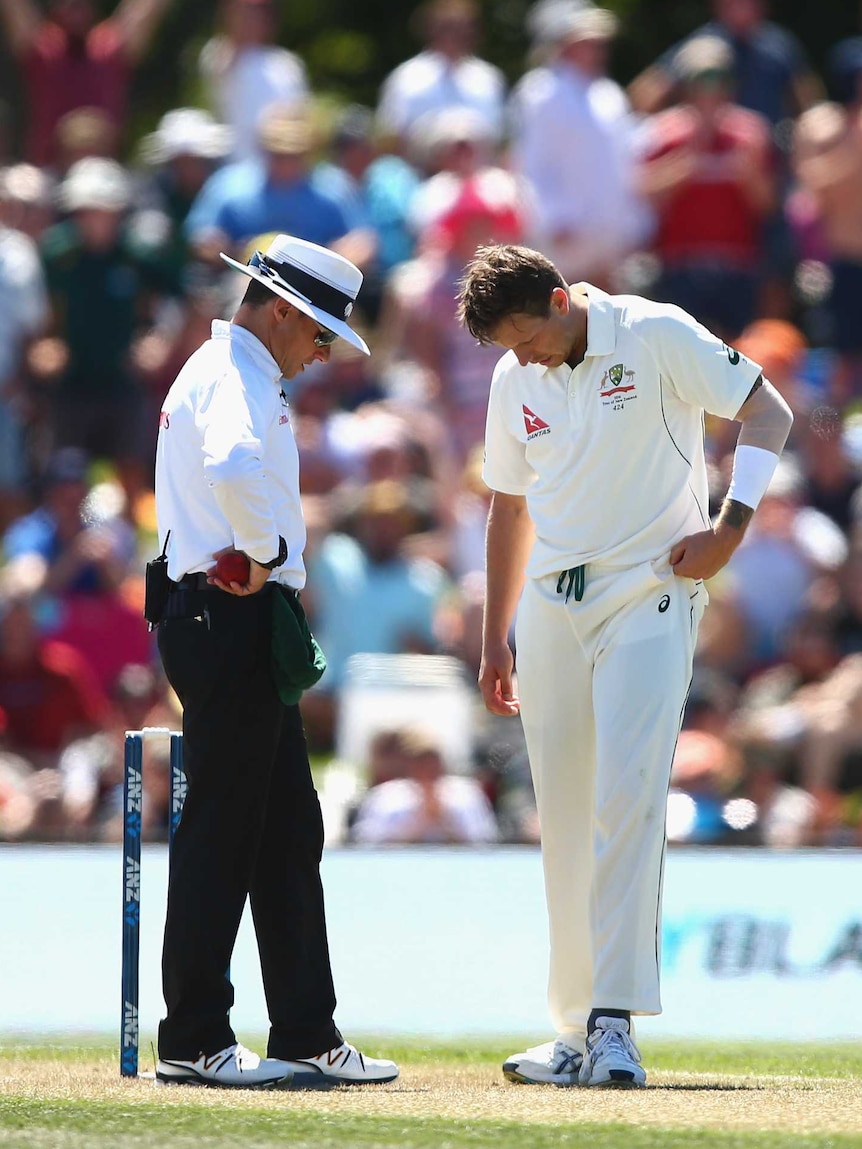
top-left (313, 326), bottom-right (339, 348)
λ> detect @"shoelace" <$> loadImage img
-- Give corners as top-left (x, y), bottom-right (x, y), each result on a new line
top-left (588, 1027), bottom-right (641, 1065)
top-left (552, 1046), bottom-right (582, 1074)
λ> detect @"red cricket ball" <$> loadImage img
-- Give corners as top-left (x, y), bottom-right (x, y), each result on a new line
top-left (214, 551), bottom-right (251, 585)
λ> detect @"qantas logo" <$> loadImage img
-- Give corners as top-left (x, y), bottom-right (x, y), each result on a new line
top-left (523, 405), bottom-right (550, 439)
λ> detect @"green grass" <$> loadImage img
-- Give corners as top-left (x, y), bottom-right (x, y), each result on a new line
top-left (2, 1098), bottom-right (859, 1149)
top-left (1, 1037), bottom-right (861, 1149)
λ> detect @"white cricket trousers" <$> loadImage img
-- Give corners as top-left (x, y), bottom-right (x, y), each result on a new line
top-left (515, 557), bottom-right (707, 1048)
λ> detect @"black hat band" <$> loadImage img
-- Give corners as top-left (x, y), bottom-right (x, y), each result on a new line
top-left (250, 251), bottom-right (355, 320)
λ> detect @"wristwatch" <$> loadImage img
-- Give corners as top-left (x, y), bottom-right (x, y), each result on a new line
top-left (257, 535), bottom-right (288, 570)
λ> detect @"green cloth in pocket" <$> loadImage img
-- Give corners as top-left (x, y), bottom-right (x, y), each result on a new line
top-left (271, 585), bottom-right (327, 705)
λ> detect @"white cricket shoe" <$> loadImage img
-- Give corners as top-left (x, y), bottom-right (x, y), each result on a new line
top-left (281, 1041), bottom-right (399, 1087)
top-left (502, 1038), bottom-right (583, 1086)
top-left (578, 1017), bottom-right (646, 1088)
top-left (156, 1041), bottom-right (293, 1088)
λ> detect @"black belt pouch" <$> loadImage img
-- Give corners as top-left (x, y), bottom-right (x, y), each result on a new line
top-left (144, 531), bottom-right (171, 627)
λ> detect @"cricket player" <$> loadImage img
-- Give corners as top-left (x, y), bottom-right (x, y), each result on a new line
top-left (457, 244), bottom-right (792, 1088)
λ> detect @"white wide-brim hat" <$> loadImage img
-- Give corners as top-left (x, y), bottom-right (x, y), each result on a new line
top-left (61, 157), bottom-right (131, 212)
top-left (141, 107), bottom-right (234, 164)
top-left (220, 234), bottom-right (370, 355)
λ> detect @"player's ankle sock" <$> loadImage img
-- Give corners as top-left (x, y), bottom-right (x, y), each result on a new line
top-left (587, 1008), bottom-right (630, 1034)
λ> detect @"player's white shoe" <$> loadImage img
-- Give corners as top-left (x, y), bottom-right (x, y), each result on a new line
top-left (156, 1042), bottom-right (293, 1088)
top-left (579, 1017), bottom-right (646, 1088)
top-left (502, 1038), bottom-right (583, 1086)
top-left (280, 1041), bottom-right (399, 1087)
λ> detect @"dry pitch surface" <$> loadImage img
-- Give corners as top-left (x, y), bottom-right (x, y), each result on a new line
top-left (1, 1040), bottom-right (861, 1148)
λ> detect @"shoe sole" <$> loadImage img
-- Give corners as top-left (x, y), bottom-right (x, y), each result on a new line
top-left (502, 1063), bottom-right (580, 1087)
top-left (582, 1070), bottom-right (646, 1089)
top-left (155, 1071), bottom-right (293, 1089)
top-left (585, 1079), bottom-right (646, 1089)
top-left (287, 1068), bottom-right (399, 1090)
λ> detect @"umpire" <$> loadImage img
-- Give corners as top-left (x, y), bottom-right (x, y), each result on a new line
top-left (151, 234), bottom-right (398, 1088)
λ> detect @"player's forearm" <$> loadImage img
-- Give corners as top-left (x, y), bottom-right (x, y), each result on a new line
top-left (674, 377), bottom-right (794, 576)
top-left (715, 376), bottom-right (793, 549)
top-left (483, 492), bottom-right (533, 645)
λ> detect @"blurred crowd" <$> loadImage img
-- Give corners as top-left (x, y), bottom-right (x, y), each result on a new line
top-left (2, 0), bottom-right (862, 848)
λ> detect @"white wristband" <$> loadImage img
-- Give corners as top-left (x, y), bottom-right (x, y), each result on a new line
top-left (726, 444), bottom-right (781, 510)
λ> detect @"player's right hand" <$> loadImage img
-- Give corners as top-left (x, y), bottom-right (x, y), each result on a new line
top-left (479, 642), bottom-right (521, 716)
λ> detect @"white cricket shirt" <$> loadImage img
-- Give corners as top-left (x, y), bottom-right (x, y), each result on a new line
top-left (482, 286), bottom-right (761, 578)
top-left (155, 319), bottom-right (306, 587)
top-left (377, 50), bottom-right (506, 140)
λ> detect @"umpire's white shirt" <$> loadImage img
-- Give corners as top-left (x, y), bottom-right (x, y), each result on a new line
top-left (483, 286), bottom-right (761, 578)
top-left (155, 319), bottom-right (306, 587)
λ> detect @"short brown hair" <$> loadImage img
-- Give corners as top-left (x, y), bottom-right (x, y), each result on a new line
top-left (241, 278), bottom-right (276, 308)
top-left (457, 244), bottom-right (567, 344)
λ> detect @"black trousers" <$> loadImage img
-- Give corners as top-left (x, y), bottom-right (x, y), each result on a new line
top-left (156, 585), bottom-right (342, 1060)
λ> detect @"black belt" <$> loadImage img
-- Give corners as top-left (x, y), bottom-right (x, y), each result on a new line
top-left (171, 572), bottom-right (211, 592)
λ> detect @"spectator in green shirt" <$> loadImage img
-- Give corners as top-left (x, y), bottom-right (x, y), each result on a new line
top-left (34, 157), bottom-right (171, 491)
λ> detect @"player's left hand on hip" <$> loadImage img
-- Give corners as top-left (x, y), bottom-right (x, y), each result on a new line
top-left (669, 528), bottom-right (736, 581)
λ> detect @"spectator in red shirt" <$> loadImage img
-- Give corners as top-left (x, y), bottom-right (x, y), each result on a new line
top-left (0, 564), bottom-right (109, 772)
top-left (639, 35), bottom-right (776, 338)
top-left (0, 0), bottom-right (173, 166)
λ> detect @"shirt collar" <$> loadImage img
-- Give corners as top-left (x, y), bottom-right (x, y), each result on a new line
top-left (581, 282), bottom-right (617, 358)
top-left (211, 319), bottom-right (283, 385)
top-left (538, 282), bottom-right (617, 375)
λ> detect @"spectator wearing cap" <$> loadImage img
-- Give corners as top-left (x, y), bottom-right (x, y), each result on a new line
top-left (0, 0), bottom-right (173, 167)
top-left (792, 101), bottom-right (862, 405)
top-left (314, 106), bottom-right (420, 322)
top-left (53, 105), bottom-right (118, 175)
top-left (141, 108), bottom-right (234, 231)
top-left (199, 0), bottom-right (308, 162)
top-left (184, 105), bottom-right (353, 265)
top-left (391, 172), bottom-right (528, 463)
top-left (639, 36), bottom-right (776, 338)
top-left (137, 107), bottom-right (234, 293)
top-left (377, 0), bottom-right (506, 150)
top-left (0, 193), bottom-right (49, 526)
top-left (34, 157), bottom-right (172, 483)
top-left (629, 0), bottom-right (820, 129)
top-left (509, 0), bottom-right (651, 286)
top-left (407, 106), bottom-right (505, 232)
